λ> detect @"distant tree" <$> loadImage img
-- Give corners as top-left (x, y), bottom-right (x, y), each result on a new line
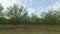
top-left (30, 13), bottom-right (37, 24)
top-left (54, 10), bottom-right (60, 24)
top-left (6, 4), bottom-right (22, 29)
top-left (41, 10), bottom-right (57, 30)
top-left (0, 3), bottom-right (5, 24)
top-left (6, 3), bottom-right (29, 29)
top-left (0, 3), bottom-right (4, 17)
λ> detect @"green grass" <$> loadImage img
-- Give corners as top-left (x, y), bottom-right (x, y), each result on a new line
top-left (0, 25), bottom-right (60, 34)
top-left (0, 31), bottom-right (60, 34)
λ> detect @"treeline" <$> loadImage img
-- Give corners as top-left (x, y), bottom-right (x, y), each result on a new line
top-left (0, 3), bottom-right (60, 25)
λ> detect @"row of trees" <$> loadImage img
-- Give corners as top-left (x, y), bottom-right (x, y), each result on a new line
top-left (0, 3), bottom-right (60, 25)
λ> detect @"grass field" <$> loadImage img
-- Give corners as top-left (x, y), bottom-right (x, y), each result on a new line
top-left (0, 25), bottom-right (60, 34)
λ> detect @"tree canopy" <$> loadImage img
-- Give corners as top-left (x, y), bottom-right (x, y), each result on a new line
top-left (0, 3), bottom-right (60, 25)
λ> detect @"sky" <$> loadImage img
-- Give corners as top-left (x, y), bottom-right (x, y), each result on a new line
top-left (0, 0), bottom-right (60, 17)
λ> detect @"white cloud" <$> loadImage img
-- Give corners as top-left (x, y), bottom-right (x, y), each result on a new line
top-left (48, 0), bottom-right (60, 10)
top-left (29, 0), bottom-right (33, 5)
top-left (35, 6), bottom-right (44, 15)
top-left (44, 5), bottom-right (53, 12)
top-left (38, 6), bottom-right (44, 12)
top-left (0, 0), bottom-right (34, 14)
top-left (42, 0), bottom-right (60, 12)
top-left (18, 0), bottom-right (33, 7)
top-left (53, 4), bottom-right (60, 10)
top-left (18, 0), bottom-right (35, 15)
top-left (29, 0), bottom-right (33, 2)
top-left (0, 0), bottom-right (19, 9)
top-left (12, 0), bottom-right (18, 3)
top-left (0, 0), bottom-right (33, 9)
top-left (0, 0), bottom-right (11, 8)
top-left (27, 8), bottom-right (35, 15)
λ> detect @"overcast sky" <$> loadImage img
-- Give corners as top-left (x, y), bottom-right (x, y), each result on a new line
top-left (0, 0), bottom-right (60, 17)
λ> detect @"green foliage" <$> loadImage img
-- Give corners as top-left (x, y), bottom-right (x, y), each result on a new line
top-left (42, 10), bottom-right (58, 25)
top-left (0, 3), bottom-right (60, 25)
